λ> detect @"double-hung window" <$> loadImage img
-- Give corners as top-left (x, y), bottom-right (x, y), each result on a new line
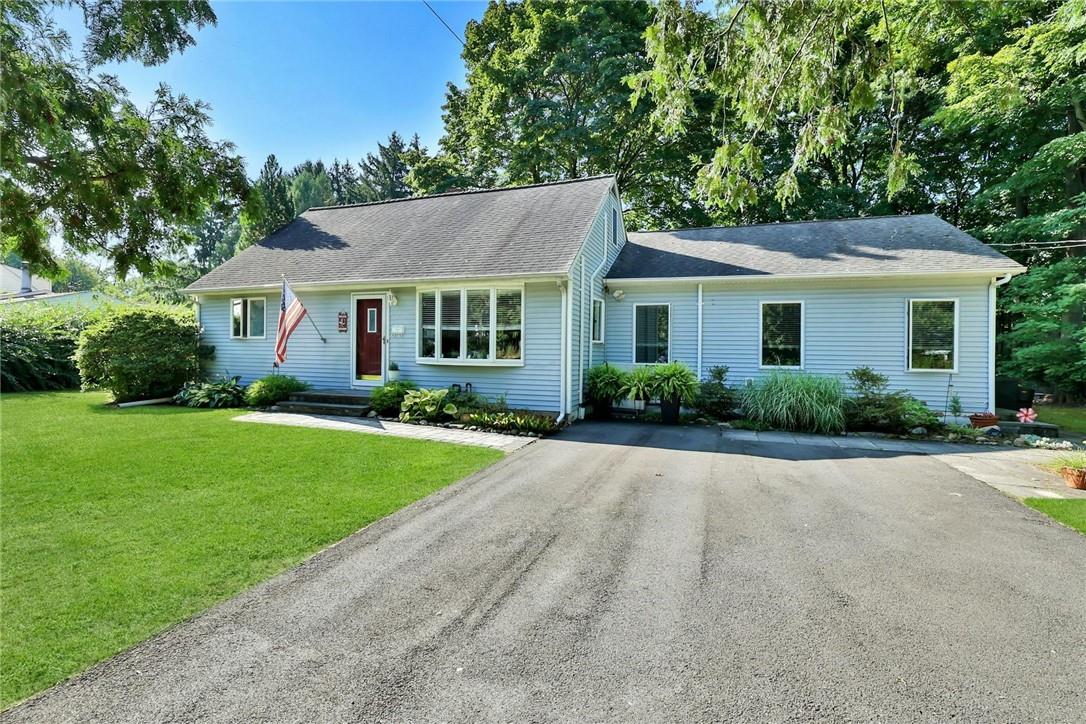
top-left (760, 301), bottom-right (803, 367)
top-left (591, 298), bottom-right (605, 343)
top-left (908, 299), bottom-right (957, 371)
top-left (634, 304), bottom-right (669, 363)
top-left (417, 287), bottom-right (523, 364)
top-left (230, 297), bottom-right (265, 339)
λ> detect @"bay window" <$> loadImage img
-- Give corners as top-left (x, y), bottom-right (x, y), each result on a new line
top-left (417, 287), bottom-right (523, 364)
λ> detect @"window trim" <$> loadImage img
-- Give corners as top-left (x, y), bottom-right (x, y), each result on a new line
top-left (907, 297), bottom-right (959, 374)
top-left (631, 302), bottom-right (671, 365)
top-left (230, 296), bottom-right (266, 339)
top-left (759, 300), bottom-right (805, 369)
top-left (591, 297), bottom-right (605, 344)
top-left (415, 285), bottom-right (525, 367)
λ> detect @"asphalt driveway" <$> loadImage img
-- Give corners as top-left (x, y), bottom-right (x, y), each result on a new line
top-left (6, 422), bottom-right (1085, 722)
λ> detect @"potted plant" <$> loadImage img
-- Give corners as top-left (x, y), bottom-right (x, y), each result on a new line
top-left (650, 362), bottom-right (699, 425)
top-left (622, 366), bottom-right (656, 415)
top-left (968, 410), bottom-right (999, 428)
top-left (584, 363), bottom-right (627, 419)
top-left (1046, 452), bottom-right (1086, 490)
top-left (387, 361), bottom-right (400, 381)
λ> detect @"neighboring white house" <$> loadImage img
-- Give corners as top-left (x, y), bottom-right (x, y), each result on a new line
top-left (0, 262), bottom-right (50, 296)
top-left (186, 176), bottom-right (1026, 419)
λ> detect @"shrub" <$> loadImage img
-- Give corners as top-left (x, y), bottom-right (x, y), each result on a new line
top-left (244, 374), bottom-right (310, 407)
top-left (1045, 452), bottom-right (1086, 472)
top-left (742, 371), bottom-right (846, 434)
top-left (370, 380), bottom-right (419, 416)
top-left (730, 418), bottom-right (772, 431)
top-left (585, 363), bottom-right (628, 403)
top-left (399, 388), bottom-right (458, 423)
top-left (466, 411), bottom-right (558, 435)
top-left (0, 304), bottom-right (106, 391)
top-left (651, 361), bottom-right (700, 404)
top-left (174, 376), bottom-right (247, 408)
top-left (75, 306), bottom-right (199, 402)
top-left (622, 365), bottom-right (656, 402)
top-left (843, 366), bottom-right (942, 433)
top-left (692, 365), bottom-right (737, 419)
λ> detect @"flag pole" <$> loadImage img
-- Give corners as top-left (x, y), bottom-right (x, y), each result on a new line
top-left (282, 274), bottom-right (326, 343)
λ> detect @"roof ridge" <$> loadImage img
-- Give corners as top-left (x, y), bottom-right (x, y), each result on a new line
top-left (305, 174), bottom-right (616, 213)
top-left (636, 213), bottom-right (938, 235)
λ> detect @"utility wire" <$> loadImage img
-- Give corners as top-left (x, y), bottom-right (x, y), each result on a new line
top-left (422, 1), bottom-right (465, 47)
top-left (988, 241), bottom-right (1086, 250)
top-left (989, 239), bottom-right (1086, 247)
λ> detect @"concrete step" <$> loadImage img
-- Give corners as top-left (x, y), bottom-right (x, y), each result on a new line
top-left (274, 400), bottom-right (371, 417)
top-left (289, 390), bottom-right (371, 406)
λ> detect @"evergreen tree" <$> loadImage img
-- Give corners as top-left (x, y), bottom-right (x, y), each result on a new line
top-left (358, 132), bottom-right (412, 201)
top-left (290, 169), bottom-right (334, 214)
top-left (237, 154), bottom-right (294, 251)
top-left (328, 159), bottom-right (363, 205)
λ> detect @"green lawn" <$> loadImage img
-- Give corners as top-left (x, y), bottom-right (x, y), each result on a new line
top-left (0, 392), bottom-right (501, 708)
top-left (1024, 499), bottom-right (1086, 535)
top-left (1036, 405), bottom-right (1086, 441)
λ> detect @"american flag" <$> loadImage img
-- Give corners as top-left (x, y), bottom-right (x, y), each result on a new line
top-left (274, 278), bottom-right (308, 366)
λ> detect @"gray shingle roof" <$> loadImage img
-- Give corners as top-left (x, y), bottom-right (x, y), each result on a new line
top-left (609, 215), bottom-right (1024, 280)
top-left (187, 175), bottom-right (616, 292)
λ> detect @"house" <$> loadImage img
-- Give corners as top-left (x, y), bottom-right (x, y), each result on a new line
top-left (186, 176), bottom-right (1025, 420)
top-left (0, 289), bottom-right (120, 308)
top-left (1, 262), bottom-right (50, 296)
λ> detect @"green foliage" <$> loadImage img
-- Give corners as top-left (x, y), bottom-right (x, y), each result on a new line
top-left (289, 168), bottom-right (334, 214)
top-left (358, 132), bottom-right (412, 201)
top-left (650, 361), bottom-right (700, 404)
top-left (238, 155), bottom-right (294, 251)
top-left (843, 366), bottom-right (942, 433)
top-left (465, 411), bottom-right (558, 436)
top-left (729, 418), bottom-right (772, 432)
top-left (999, 257), bottom-right (1086, 400)
top-left (369, 380), bottom-right (419, 417)
top-left (692, 365), bottom-right (736, 420)
top-left (0, 0), bottom-right (247, 276)
top-left (50, 254), bottom-right (106, 292)
top-left (399, 388), bottom-right (458, 423)
top-left (742, 371), bottom-right (846, 434)
top-left (586, 363), bottom-right (629, 403)
top-left (622, 366), bottom-right (656, 402)
top-left (244, 374), bottom-right (310, 407)
top-left (174, 376), bottom-right (247, 408)
top-left (75, 306), bottom-right (200, 402)
top-left (1045, 452), bottom-right (1086, 472)
top-left (0, 304), bottom-right (107, 391)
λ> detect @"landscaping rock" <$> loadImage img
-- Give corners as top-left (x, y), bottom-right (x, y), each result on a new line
top-left (910, 426), bottom-right (928, 436)
top-left (1014, 436), bottom-right (1028, 447)
top-left (367, 410), bottom-right (378, 418)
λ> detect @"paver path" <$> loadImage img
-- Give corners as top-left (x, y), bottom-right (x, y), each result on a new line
top-left (5, 423), bottom-right (1085, 722)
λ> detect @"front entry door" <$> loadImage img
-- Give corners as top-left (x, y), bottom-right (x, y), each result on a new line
top-left (355, 298), bottom-right (383, 380)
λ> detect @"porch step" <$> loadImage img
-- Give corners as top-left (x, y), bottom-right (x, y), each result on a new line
top-left (274, 400), bottom-right (372, 417)
top-left (289, 390), bottom-right (372, 406)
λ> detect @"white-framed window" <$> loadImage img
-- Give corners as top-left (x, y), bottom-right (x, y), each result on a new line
top-left (591, 298), bottom-right (605, 343)
top-left (611, 206), bottom-right (619, 245)
top-left (760, 301), bottom-right (803, 368)
top-left (417, 286), bottom-right (523, 365)
top-left (908, 298), bottom-right (958, 372)
top-left (230, 297), bottom-right (266, 339)
top-left (633, 303), bottom-right (669, 364)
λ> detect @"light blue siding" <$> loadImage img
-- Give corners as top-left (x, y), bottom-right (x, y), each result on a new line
top-left (603, 277), bottom-right (994, 413)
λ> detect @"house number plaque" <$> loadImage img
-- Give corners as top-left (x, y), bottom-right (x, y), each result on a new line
top-left (337, 311), bottom-right (348, 332)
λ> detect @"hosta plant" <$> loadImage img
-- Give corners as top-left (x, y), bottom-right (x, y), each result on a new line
top-left (399, 388), bottom-right (457, 423)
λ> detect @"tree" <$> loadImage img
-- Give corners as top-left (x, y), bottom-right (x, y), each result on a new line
top-left (238, 155), bottom-right (294, 250)
top-left (0, 0), bottom-right (247, 277)
top-left (358, 132), bottom-right (412, 201)
top-left (52, 254), bottom-right (106, 293)
top-left (290, 168), bottom-right (334, 214)
top-left (328, 159), bottom-right (363, 205)
top-left (190, 204), bottom-right (240, 272)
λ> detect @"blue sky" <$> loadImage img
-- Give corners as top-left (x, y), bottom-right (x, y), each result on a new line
top-left (57, 1), bottom-right (488, 176)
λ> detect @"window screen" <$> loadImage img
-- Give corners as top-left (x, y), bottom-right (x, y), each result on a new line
top-left (440, 290), bottom-right (462, 359)
top-left (634, 305), bottom-right (669, 363)
top-left (419, 292), bottom-right (436, 358)
top-left (495, 289), bottom-right (522, 360)
top-left (466, 289), bottom-right (491, 359)
top-left (910, 300), bottom-right (956, 370)
top-left (761, 302), bottom-right (802, 367)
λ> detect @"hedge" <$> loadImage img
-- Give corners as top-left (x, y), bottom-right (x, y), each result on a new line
top-left (75, 306), bottom-right (200, 402)
top-left (0, 304), bottom-right (106, 391)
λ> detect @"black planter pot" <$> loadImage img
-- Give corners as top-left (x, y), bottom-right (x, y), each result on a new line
top-left (660, 396), bottom-right (681, 425)
top-left (590, 398), bottom-right (613, 420)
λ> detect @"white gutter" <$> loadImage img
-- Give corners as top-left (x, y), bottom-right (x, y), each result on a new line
top-left (606, 268), bottom-right (1027, 285)
top-left (557, 279), bottom-right (568, 424)
top-left (696, 283), bottom-right (703, 379)
top-left (187, 271), bottom-right (568, 296)
top-left (579, 257), bottom-right (586, 405)
top-left (988, 273), bottom-right (1014, 412)
top-left (565, 272), bottom-right (575, 419)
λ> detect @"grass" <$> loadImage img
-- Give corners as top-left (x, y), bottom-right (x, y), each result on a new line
top-left (1035, 405), bottom-right (1086, 440)
top-left (1024, 499), bottom-right (1086, 535)
top-left (0, 392), bottom-right (502, 708)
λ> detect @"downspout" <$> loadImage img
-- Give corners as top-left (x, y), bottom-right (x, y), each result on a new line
top-left (565, 271), bottom-right (575, 419)
top-left (579, 257), bottom-right (586, 405)
top-left (697, 283), bottom-right (703, 380)
top-left (989, 274), bottom-right (1013, 413)
top-left (557, 279), bottom-right (568, 424)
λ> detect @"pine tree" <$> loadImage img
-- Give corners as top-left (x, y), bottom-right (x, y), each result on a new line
top-left (238, 154), bottom-right (294, 250)
top-left (358, 132), bottom-right (411, 201)
top-left (328, 159), bottom-right (363, 205)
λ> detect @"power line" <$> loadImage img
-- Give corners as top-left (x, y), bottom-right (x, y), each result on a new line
top-left (422, 1), bottom-right (465, 47)
top-left (989, 239), bottom-right (1086, 247)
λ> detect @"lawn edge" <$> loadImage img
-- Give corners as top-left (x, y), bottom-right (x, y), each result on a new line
top-left (2, 444), bottom-right (521, 714)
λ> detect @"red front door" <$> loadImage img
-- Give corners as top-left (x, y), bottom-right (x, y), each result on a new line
top-left (355, 298), bottom-right (382, 379)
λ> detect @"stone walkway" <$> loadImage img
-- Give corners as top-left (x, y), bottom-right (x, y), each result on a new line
top-left (235, 412), bottom-right (536, 453)
top-left (722, 428), bottom-right (1086, 500)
